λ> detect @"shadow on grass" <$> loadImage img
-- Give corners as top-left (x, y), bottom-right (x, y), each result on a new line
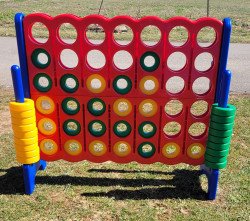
top-left (0, 167), bottom-right (207, 200)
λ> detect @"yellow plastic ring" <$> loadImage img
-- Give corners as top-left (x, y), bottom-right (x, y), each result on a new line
top-left (139, 99), bottom-right (158, 117)
top-left (10, 109), bottom-right (36, 118)
top-left (14, 128), bottom-right (38, 139)
top-left (40, 139), bottom-right (58, 155)
top-left (139, 76), bottom-right (159, 95)
top-left (113, 141), bottom-right (131, 157)
top-left (11, 116), bottom-right (36, 125)
top-left (14, 136), bottom-right (38, 146)
top-left (64, 140), bottom-right (82, 156)
top-left (16, 155), bottom-right (40, 164)
top-left (36, 96), bottom-right (55, 115)
top-left (86, 74), bottom-right (106, 93)
top-left (16, 148), bottom-right (40, 158)
top-left (113, 98), bottom-right (132, 117)
top-left (89, 140), bottom-right (107, 156)
top-left (187, 143), bottom-right (205, 159)
top-left (38, 118), bottom-right (57, 135)
top-left (14, 143), bottom-right (39, 152)
top-left (162, 142), bottom-right (180, 158)
top-left (12, 123), bottom-right (37, 133)
top-left (9, 99), bottom-right (34, 112)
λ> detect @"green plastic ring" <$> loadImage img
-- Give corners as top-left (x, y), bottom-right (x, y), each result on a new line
top-left (208, 128), bottom-right (233, 138)
top-left (140, 51), bottom-right (160, 72)
top-left (62, 97), bottom-right (80, 115)
top-left (210, 121), bottom-right (234, 131)
top-left (212, 103), bottom-right (236, 117)
top-left (113, 75), bottom-right (132, 95)
top-left (211, 114), bottom-right (235, 124)
top-left (87, 98), bottom-right (106, 116)
top-left (205, 153), bottom-right (228, 163)
top-left (63, 119), bottom-right (81, 136)
top-left (138, 142), bottom-right (156, 158)
top-left (206, 141), bottom-right (230, 151)
top-left (88, 120), bottom-right (106, 137)
top-left (138, 121), bottom-right (157, 138)
top-left (208, 135), bottom-right (231, 144)
top-left (60, 74), bottom-right (79, 93)
top-left (113, 120), bottom-right (131, 137)
top-left (205, 160), bottom-right (227, 169)
top-left (31, 48), bottom-right (51, 69)
top-left (205, 147), bottom-right (230, 157)
top-left (33, 73), bottom-right (52, 92)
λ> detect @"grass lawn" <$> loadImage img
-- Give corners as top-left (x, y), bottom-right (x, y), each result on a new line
top-left (0, 87), bottom-right (249, 221)
top-left (0, 0), bottom-right (249, 43)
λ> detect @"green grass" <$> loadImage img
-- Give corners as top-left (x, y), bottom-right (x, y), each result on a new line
top-left (0, 0), bottom-right (249, 43)
top-left (0, 87), bottom-right (249, 220)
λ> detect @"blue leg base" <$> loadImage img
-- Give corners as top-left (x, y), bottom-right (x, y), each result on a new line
top-left (200, 164), bottom-right (219, 200)
top-left (23, 160), bottom-right (47, 195)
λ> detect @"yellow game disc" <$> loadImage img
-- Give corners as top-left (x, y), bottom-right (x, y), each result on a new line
top-left (139, 76), bottom-right (159, 95)
top-left (113, 98), bottom-right (132, 117)
top-left (14, 128), bottom-right (38, 139)
top-left (89, 140), bottom-right (107, 156)
top-left (14, 143), bottom-right (39, 152)
top-left (14, 136), bottom-right (38, 146)
top-left (64, 139), bottom-right (82, 156)
top-left (36, 96), bottom-right (55, 115)
top-left (10, 109), bottom-right (36, 118)
top-left (113, 141), bottom-right (131, 157)
top-left (12, 123), bottom-right (37, 133)
top-left (11, 116), bottom-right (36, 125)
top-left (16, 155), bottom-right (40, 164)
top-left (16, 148), bottom-right (40, 158)
top-left (139, 99), bottom-right (158, 117)
top-left (38, 118), bottom-right (57, 135)
top-left (162, 142), bottom-right (180, 158)
top-left (40, 139), bottom-right (58, 155)
top-left (187, 143), bottom-right (205, 159)
top-left (9, 99), bottom-right (34, 112)
top-left (86, 74), bottom-right (106, 93)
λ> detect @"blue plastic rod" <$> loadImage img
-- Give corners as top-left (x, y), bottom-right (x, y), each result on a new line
top-left (218, 70), bottom-right (231, 108)
top-left (11, 65), bottom-right (24, 103)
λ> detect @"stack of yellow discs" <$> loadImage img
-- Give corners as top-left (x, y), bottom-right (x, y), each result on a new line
top-left (9, 99), bottom-right (40, 164)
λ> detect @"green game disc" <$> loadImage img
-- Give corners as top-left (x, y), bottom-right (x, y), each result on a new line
top-left (33, 73), bottom-right (52, 92)
top-left (31, 48), bottom-right (51, 69)
top-left (60, 74), bottom-right (79, 93)
top-left (138, 121), bottom-right (157, 138)
top-left (205, 160), bottom-right (227, 169)
top-left (87, 98), bottom-right (106, 116)
top-left (140, 51), bottom-right (160, 72)
top-left (208, 135), bottom-right (231, 144)
top-left (212, 103), bottom-right (236, 117)
top-left (208, 128), bottom-right (233, 138)
top-left (206, 147), bottom-right (230, 157)
top-left (210, 121), bottom-right (234, 131)
top-left (211, 114), bottom-right (235, 124)
top-left (63, 119), bottom-right (81, 136)
top-left (206, 141), bottom-right (230, 151)
top-left (62, 97), bottom-right (80, 115)
top-left (88, 120), bottom-right (106, 137)
top-left (205, 153), bottom-right (228, 163)
top-left (113, 120), bottom-right (132, 137)
top-left (138, 142), bottom-right (156, 158)
top-left (113, 75), bottom-right (132, 95)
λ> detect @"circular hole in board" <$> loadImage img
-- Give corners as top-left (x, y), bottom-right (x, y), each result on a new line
top-left (86, 24), bottom-right (105, 45)
top-left (31, 22), bottom-right (49, 43)
top-left (194, 52), bottom-right (213, 72)
top-left (192, 77), bottom-right (211, 95)
top-left (165, 100), bottom-right (183, 117)
top-left (197, 26), bottom-right (216, 47)
top-left (169, 26), bottom-right (189, 47)
top-left (141, 25), bottom-right (161, 46)
top-left (60, 49), bottom-right (79, 69)
top-left (113, 50), bottom-right (133, 70)
top-left (165, 76), bottom-right (185, 94)
top-left (190, 100), bottom-right (209, 117)
top-left (59, 23), bottom-right (77, 44)
top-left (163, 121), bottom-right (181, 137)
top-left (87, 50), bottom-right (106, 70)
top-left (188, 122), bottom-right (206, 138)
top-left (167, 52), bottom-right (187, 71)
top-left (113, 24), bottom-right (133, 45)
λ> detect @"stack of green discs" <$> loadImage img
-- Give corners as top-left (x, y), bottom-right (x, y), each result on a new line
top-left (205, 103), bottom-right (236, 169)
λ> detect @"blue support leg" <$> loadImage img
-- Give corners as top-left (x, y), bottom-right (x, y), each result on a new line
top-left (23, 160), bottom-right (47, 194)
top-left (200, 165), bottom-right (220, 200)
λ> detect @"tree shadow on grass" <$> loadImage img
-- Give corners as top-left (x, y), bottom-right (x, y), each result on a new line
top-left (0, 167), bottom-right (207, 200)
